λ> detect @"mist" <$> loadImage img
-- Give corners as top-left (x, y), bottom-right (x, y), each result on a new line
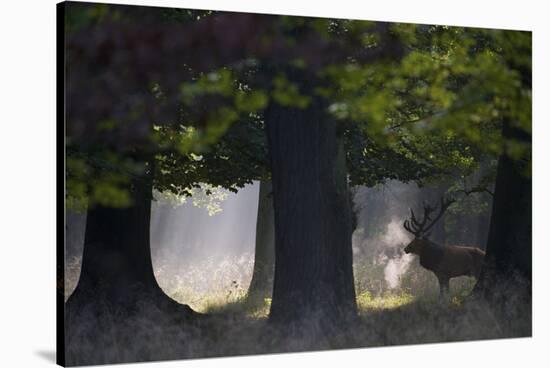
top-left (65, 182), bottom-right (260, 308)
top-left (151, 182), bottom-right (259, 308)
top-left (351, 180), bottom-right (422, 293)
top-left (380, 219), bottom-right (414, 288)
top-left (65, 179), bottom-right (464, 301)
top-left (65, 178), bottom-right (531, 366)
top-left (66, 178), bottom-right (489, 303)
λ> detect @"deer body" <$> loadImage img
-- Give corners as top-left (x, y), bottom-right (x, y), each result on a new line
top-left (405, 237), bottom-right (485, 295)
top-left (402, 197), bottom-right (486, 296)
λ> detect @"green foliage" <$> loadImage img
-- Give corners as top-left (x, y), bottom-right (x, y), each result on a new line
top-left (319, 25), bottom-right (530, 185)
top-left (65, 150), bottom-right (146, 209)
top-left (153, 185), bottom-right (229, 216)
top-left (235, 90), bottom-right (268, 113)
top-left (65, 3), bottom-right (113, 33)
top-left (177, 68), bottom-right (269, 151)
top-left (181, 70), bottom-right (235, 102)
top-left (65, 6), bottom-right (531, 210)
top-left (153, 114), bottom-right (269, 197)
top-left (271, 74), bottom-right (311, 108)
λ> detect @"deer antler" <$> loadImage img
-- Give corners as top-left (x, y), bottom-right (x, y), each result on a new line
top-left (403, 202), bottom-right (436, 237)
top-left (403, 196), bottom-right (455, 237)
top-left (422, 196), bottom-right (456, 235)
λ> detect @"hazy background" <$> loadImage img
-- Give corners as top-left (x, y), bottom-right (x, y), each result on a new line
top-left (65, 179), bottom-right (484, 308)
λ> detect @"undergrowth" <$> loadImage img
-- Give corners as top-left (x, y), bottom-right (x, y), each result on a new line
top-left (65, 255), bottom-right (530, 366)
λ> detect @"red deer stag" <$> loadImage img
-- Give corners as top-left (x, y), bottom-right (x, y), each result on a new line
top-left (403, 197), bottom-right (485, 296)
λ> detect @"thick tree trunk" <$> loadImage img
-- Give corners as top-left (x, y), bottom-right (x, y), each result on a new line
top-left (265, 98), bottom-right (357, 332)
top-left (474, 121), bottom-right (531, 303)
top-left (349, 187), bottom-right (359, 233)
top-left (475, 206), bottom-right (490, 250)
top-left (65, 169), bottom-right (200, 365)
top-left (246, 180), bottom-right (275, 305)
top-left (66, 170), bottom-right (196, 318)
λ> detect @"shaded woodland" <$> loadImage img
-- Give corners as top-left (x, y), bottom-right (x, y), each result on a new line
top-left (60, 2), bottom-right (531, 366)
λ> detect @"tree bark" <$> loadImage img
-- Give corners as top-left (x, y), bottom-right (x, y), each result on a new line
top-left (474, 121), bottom-right (531, 301)
top-left (265, 97), bottom-right (357, 332)
top-left (475, 205), bottom-right (490, 250)
top-left (66, 169), bottom-right (196, 318)
top-left (246, 180), bottom-right (275, 305)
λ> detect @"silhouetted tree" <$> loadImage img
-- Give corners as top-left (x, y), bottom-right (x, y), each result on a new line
top-left (246, 180), bottom-right (275, 305)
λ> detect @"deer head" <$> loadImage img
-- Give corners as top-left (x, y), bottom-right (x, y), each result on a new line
top-left (403, 196), bottom-right (455, 254)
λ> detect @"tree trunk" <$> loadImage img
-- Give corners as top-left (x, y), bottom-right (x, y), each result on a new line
top-left (66, 170), bottom-right (196, 318)
top-left (246, 180), bottom-right (275, 305)
top-left (265, 97), bottom-right (357, 333)
top-left (476, 205), bottom-right (490, 250)
top-left (474, 121), bottom-right (531, 303)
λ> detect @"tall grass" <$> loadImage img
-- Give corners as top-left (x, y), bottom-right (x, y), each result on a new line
top-left (65, 252), bottom-right (530, 366)
top-left (66, 252), bottom-right (477, 315)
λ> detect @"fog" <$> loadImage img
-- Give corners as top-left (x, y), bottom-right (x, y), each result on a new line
top-left (151, 183), bottom-right (259, 307)
top-left (64, 180), bottom-right (428, 301)
top-left (149, 180), bottom-right (423, 302)
top-left (380, 219), bottom-right (414, 288)
top-left (65, 179), bottom-right (531, 366)
top-left (151, 183), bottom-right (259, 262)
top-left (351, 181), bottom-right (423, 293)
top-left (65, 179), bottom-right (485, 304)
top-left (65, 182), bottom-right (260, 305)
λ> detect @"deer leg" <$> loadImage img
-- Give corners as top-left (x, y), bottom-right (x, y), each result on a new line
top-left (437, 275), bottom-right (450, 297)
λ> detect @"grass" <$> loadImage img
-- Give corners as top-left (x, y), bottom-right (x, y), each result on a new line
top-left (65, 253), bottom-right (478, 314)
top-left (200, 295), bottom-right (272, 318)
top-left (357, 290), bottom-right (414, 311)
top-left (64, 254), bottom-right (531, 366)
top-left (65, 252), bottom-right (528, 339)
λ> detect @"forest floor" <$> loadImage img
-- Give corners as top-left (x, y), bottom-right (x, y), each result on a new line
top-left (199, 282), bottom-right (530, 347)
top-left (65, 281), bottom-right (531, 366)
top-left (64, 259), bottom-right (531, 366)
